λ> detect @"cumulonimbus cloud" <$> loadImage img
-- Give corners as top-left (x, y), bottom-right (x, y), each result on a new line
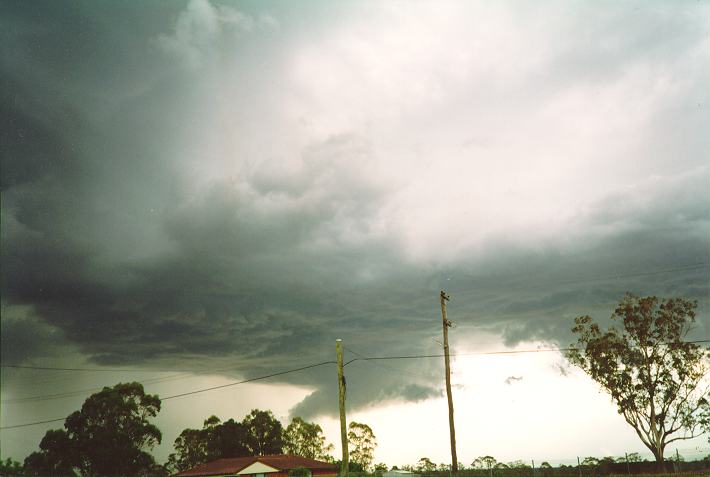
top-left (1, 0), bottom-right (708, 422)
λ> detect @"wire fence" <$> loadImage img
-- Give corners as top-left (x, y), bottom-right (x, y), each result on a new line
top-left (351, 461), bottom-right (710, 477)
top-left (344, 448), bottom-right (710, 477)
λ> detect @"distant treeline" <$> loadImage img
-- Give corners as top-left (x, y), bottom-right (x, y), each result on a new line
top-left (399, 460), bottom-right (710, 477)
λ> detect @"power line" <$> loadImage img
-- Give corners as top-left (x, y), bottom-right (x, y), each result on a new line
top-left (0, 346), bottom-right (583, 403)
top-left (0, 417), bottom-right (66, 430)
top-left (2, 366), bottom-right (244, 404)
top-left (342, 340), bottom-right (710, 366)
top-left (3, 260), bottom-right (705, 379)
top-left (160, 361), bottom-right (335, 401)
top-left (2, 372), bottom-right (195, 404)
top-left (5, 340), bottom-right (708, 404)
top-left (2, 357), bottom-right (326, 404)
top-left (376, 262), bottom-right (710, 324)
top-left (0, 360), bottom-right (335, 430)
top-left (503, 262), bottom-right (709, 292)
top-left (343, 346), bottom-right (430, 379)
top-left (343, 349), bottom-right (564, 366)
top-left (5, 349), bottom-right (545, 404)
top-left (439, 263), bottom-right (710, 328)
top-left (3, 340), bottom-right (707, 428)
top-left (5, 347), bottom-right (572, 404)
top-left (327, 262), bottom-right (710, 343)
top-left (1, 353), bottom-right (324, 375)
top-left (448, 262), bottom-right (710, 295)
top-left (1, 364), bottom-right (214, 373)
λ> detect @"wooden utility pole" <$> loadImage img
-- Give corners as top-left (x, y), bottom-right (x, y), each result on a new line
top-left (336, 339), bottom-right (349, 477)
top-left (440, 290), bottom-right (458, 477)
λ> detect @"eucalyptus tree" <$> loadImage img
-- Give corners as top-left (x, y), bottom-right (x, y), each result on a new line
top-left (568, 294), bottom-right (709, 470)
top-left (243, 409), bottom-right (284, 456)
top-left (347, 422), bottom-right (377, 471)
top-left (283, 417), bottom-right (334, 460)
top-left (24, 382), bottom-right (162, 477)
top-left (167, 416), bottom-right (250, 472)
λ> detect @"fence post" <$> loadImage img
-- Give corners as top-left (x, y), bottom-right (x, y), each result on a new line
top-left (577, 457), bottom-right (581, 477)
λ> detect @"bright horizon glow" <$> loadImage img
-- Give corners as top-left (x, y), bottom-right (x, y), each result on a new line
top-left (5, 338), bottom-right (708, 465)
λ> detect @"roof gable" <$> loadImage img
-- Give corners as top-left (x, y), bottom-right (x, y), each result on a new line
top-left (173, 455), bottom-right (337, 477)
top-left (257, 455), bottom-right (336, 471)
top-left (237, 462), bottom-right (280, 475)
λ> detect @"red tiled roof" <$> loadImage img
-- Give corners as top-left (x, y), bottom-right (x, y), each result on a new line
top-left (174, 455), bottom-right (338, 477)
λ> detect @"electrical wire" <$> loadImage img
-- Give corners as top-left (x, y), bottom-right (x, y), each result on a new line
top-left (3, 262), bottom-right (705, 383)
top-left (160, 360), bottom-right (335, 401)
top-left (343, 346), bottom-right (431, 379)
top-left (0, 365), bottom-right (179, 372)
top-left (446, 262), bottom-right (710, 295)
top-left (2, 372), bottom-right (195, 404)
top-left (377, 262), bottom-right (710, 316)
top-left (0, 417), bottom-right (67, 430)
top-left (2, 356), bottom-right (328, 403)
top-left (4, 339), bottom-right (708, 404)
top-left (343, 349), bottom-right (568, 367)
top-left (342, 339), bottom-right (709, 366)
top-left (3, 346), bottom-right (577, 403)
top-left (3, 340), bottom-right (707, 429)
top-left (0, 360), bottom-right (335, 430)
top-left (480, 262), bottom-right (709, 293)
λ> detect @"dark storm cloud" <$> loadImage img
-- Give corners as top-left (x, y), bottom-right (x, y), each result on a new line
top-left (455, 214), bottom-right (710, 348)
top-left (2, 0), bottom-right (709, 422)
top-left (0, 310), bottom-right (70, 364)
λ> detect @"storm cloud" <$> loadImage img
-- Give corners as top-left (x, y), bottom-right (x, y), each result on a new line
top-left (2, 0), bottom-right (709, 426)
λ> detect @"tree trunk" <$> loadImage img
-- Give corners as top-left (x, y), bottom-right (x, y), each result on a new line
top-left (652, 448), bottom-right (666, 473)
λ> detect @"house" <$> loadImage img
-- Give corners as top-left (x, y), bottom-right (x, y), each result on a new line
top-left (383, 471), bottom-right (420, 477)
top-left (173, 455), bottom-right (338, 477)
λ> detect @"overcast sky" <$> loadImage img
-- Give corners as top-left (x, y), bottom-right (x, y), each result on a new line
top-left (2, 0), bottom-right (709, 467)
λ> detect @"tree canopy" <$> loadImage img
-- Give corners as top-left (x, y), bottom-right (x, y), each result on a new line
top-left (348, 422), bottom-right (377, 471)
top-left (568, 294), bottom-right (710, 469)
top-left (242, 409), bottom-right (285, 456)
top-left (167, 416), bottom-right (250, 472)
top-left (416, 457), bottom-right (437, 472)
top-left (373, 463), bottom-right (388, 474)
top-left (168, 409), bottom-right (286, 472)
top-left (471, 456), bottom-right (497, 470)
top-left (0, 458), bottom-right (24, 477)
top-left (24, 382), bottom-right (162, 477)
top-left (283, 417), bottom-right (334, 460)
